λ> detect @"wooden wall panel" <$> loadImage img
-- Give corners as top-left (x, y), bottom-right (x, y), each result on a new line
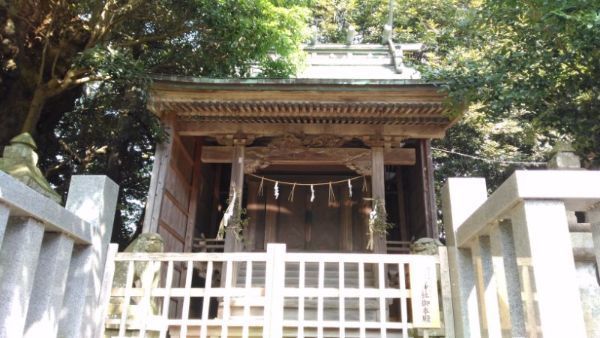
top-left (165, 167), bottom-right (191, 210)
top-left (144, 116), bottom-right (202, 254)
top-left (160, 196), bottom-right (188, 239)
top-left (158, 226), bottom-right (184, 252)
top-left (142, 115), bottom-right (175, 233)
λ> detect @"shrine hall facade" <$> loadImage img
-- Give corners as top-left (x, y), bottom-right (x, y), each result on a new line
top-left (141, 43), bottom-right (457, 256)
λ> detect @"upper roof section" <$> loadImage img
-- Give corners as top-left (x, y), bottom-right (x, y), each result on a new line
top-left (297, 43), bottom-right (423, 80)
top-left (148, 43), bottom-right (458, 140)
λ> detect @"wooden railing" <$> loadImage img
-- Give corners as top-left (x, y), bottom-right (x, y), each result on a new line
top-left (101, 244), bottom-right (454, 338)
top-left (0, 171), bottom-right (118, 338)
top-left (386, 241), bottom-right (411, 254)
top-left (442, 170), bottom-right (600, 338)
top-left (192, 237), bottom-right (225, 252)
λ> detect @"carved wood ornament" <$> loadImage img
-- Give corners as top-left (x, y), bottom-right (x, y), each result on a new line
top-left (201, 134), bottom-right (416, 175)
top-left (244, 134), bottom-right (373, 175)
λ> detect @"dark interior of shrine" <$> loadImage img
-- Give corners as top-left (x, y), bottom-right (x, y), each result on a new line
top-left (191, 138), bottom-right (436, 253)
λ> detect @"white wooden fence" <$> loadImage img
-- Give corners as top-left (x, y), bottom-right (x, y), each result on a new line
top-left (101, 244), bottom-right (454, 338)
top-left (442, 170), bottom-right (600, 338)
top-left (0, 171), bottom-right (118, 338)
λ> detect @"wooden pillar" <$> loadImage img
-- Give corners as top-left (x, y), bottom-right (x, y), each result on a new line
top-left (224, 140), bottom-right (245, 252)
top-left (184, 139), bottom-right (202, 252)
top-left (420, 139), bottom-right (438, 239)
top-left (245, 180), bottom-right (258, 251)
top-left (395, 167), bottom-right (409, 241)
top-left (264, 189), bottom-right (278, 247)
top-left (371, 146), bottom-right (387, 253)
top-left (340, 186), bottom-right (353, 252)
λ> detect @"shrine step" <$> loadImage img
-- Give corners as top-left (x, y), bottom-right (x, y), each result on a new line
top-left (236, 262), bottom-right (376, 287)
top-left (219, 297), bottom-right (382, 321)
top-left (170, 326), bottom-right (410, 338)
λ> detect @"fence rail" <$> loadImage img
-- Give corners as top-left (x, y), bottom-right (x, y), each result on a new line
top-left (101, 244), bottom-right (453, 338)
top-left (0, 172), bottom-right (118, 338)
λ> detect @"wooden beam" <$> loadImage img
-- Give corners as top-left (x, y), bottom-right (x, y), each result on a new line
top-left (176, 121), bottom-right (447, 139)
top-left (371, 147), bottom-right (387, 253)
top-left (152, 87), bottom-right (447, 104)
top-left (201, 146), bottom-right (416, 167)
top-left (224, 143), bottom-right (245, 253)
top-left (184, 139), bottom-right (203, 252)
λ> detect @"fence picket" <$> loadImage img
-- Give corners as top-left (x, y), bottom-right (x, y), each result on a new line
top-left (24, 233), bottom-right (75, 338)
top-left (0, 217), bottom-right (45, 338)
top-left (0, 203), bottom-right (8, 250)
top-left (105, 244), bottom-right (447, 338)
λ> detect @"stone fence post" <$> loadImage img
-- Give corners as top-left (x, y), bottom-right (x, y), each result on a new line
top-left (58, 176), bottom-right (119, 338)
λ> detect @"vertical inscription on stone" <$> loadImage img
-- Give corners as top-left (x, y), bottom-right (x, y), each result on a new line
top-left (410, 258), bottom-right (441, 328)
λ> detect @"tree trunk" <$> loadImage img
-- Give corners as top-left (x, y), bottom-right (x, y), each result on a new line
top-left (21, 87), bottom-right (48, 135)
top-left (0, 80), bottom-right (33, 148)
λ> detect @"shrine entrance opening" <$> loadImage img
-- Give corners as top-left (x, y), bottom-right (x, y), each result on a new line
top-left (245, 169), bottom-right (371, 253)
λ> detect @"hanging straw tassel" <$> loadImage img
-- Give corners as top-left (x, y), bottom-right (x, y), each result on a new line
top-left (328, 182), bottom-right (336, 204)
top-left (288, 183), bottom-right (296, 202)
top-left (274, 181), bottom-right (280, 200)
top-left (362, 176), bottom-right (368, 193)
top-left (258, 176), bottom-right (264, 197)
top-left (310, 184), bottom-right (315, 202)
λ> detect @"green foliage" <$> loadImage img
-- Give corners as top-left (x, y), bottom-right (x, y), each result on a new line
top-left (217, 194), bottom-right (248, 241)
top-left (424, 0), bottom-right (600, 166)
top-left (43, 81), bottom-right (162, 243)
top-left (74, 46), bottom-right (148, 81)
top-left (310, 0), bottom-right (474, 46)
top-left (367, 198), bottom-right (393, 250)
top-left (2, 0), bottom-right (311, 246)
top-left (432, 109), bottom-right (555, 193)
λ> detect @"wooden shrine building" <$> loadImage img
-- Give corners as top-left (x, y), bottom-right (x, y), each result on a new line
top-left (142, 43), bottom-right (457, 256)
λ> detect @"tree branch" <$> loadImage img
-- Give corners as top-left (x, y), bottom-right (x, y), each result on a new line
top-left (50, 46), bottom-right (60, 79)
top-left (37, 37), bottom-right (49, 85)
top-left (87, 0), bottom-right (146, 48)
top-left (112, 26), bottom-right (191, 48)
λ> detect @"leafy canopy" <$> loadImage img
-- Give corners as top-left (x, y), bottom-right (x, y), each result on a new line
top-left (424, 0), bottom-right (600, 166)
top-left (1, 0), bottom-right (310, 246)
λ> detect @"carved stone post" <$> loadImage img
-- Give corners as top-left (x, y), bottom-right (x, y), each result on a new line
top-left (224, 137), bottom-right (247, 253)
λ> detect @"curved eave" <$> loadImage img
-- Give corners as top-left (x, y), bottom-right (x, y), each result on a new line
top-left (148, 75), bottom-right (457, 139)
top-left (150, 74), bottom-right (438, 87)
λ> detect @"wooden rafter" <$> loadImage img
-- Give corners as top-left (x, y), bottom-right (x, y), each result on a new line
top-left (201, 146), bottom-right (416, 175)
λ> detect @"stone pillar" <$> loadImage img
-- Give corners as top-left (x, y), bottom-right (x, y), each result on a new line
top-left (471, 236), bottom-right (502, 337)
top-left (509, 200), bottom-right (586, 337)
top-left (370, 146), bottom-right (386, 253)
top-left (0, 203), bottom-right (8, 250)
top-left (441, 177), bottom-right (487, 338)
top-left (547, 142), bottom-right (581, 169)
top-left (589, 208), bottom-right (600, 278)
top-left (24, 233), bottom-right (74, 338)
top-left (58, 176), bottom-right (119, 338)
top-left (224, 138), bottom-right (246, 253)
top-left (0, 217), bottom-right (45, 338)
top-left (547, 142), bottom-right (581, 226)
top-left (488, 220), bottom-right (526, 337)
